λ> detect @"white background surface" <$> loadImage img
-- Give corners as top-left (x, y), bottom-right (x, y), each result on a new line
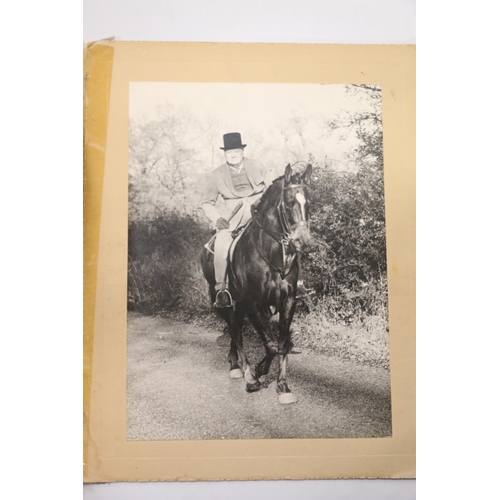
top-left (82, 1), bottom-right (415, 498)
top-left (84, 0), bottom-right (415, 44)
top-left (12, 2), bottom-right (500, 500)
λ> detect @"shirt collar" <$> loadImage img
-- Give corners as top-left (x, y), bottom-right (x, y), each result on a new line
top-left (227, 159), bottom-right (244, 174)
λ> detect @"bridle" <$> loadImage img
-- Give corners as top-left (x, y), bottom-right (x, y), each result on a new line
top-left (251, 182), bottom-right (309, 278)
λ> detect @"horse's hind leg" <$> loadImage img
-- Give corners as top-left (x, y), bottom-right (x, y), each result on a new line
top-left (277, 295), bottom-right (298, 404)
top-left (248, 307), bottom-right (278, 379)
top-left (229, 306), bottom-right (261, 392)
top-left (218, 308), bottom-right (243, 379)
top-left (228, 336), bottom-right (243, 378)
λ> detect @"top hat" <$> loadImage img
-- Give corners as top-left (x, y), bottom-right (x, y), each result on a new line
top-left (220, 133), bottom-right (247, 151)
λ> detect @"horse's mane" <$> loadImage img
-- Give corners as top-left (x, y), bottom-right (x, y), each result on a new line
top-left (254, 172), bottom-right (304, 212)
top-left (253, 176), bottom-right (282, 212)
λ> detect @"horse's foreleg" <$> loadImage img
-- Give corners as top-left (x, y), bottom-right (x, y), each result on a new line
top-left (277, 294), bottom-right (297, 404)
top-left (248, 308), bottom-right (278, 379)
top-left (229, 307), bottom-right (261, 392)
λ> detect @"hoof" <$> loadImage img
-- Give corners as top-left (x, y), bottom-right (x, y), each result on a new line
top-left (246, 380), bottom-right (262, 393)
top-left (254, 364), bottom-right (268, 379)
top-left (279, 392), bottom-right (298, 404)
top-left (229, 368), bottom-right (244, 379)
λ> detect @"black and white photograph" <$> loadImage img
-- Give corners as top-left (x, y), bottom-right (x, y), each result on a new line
top-left (127, 82), bottom-right (391, 441)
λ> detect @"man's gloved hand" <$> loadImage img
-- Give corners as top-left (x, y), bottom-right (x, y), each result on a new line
top-left (216, 217), bottom-right (230, 230)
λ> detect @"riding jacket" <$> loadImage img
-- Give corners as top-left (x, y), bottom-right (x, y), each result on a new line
top-left (201, 158), bottom-right (277, 231)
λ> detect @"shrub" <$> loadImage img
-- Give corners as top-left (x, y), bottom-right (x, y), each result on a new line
top-left (127, 209), bottom-right (212, 315)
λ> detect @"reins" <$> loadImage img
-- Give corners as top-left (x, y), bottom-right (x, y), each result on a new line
top-left (250, 182), bottom-right (306, 279)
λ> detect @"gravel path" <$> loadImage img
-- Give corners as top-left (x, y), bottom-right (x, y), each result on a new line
top-left (127, 312), bottom-right (392, 440)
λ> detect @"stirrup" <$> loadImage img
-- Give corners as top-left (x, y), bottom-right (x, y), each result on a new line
top-left (214, 289), bottom-right (234, 308)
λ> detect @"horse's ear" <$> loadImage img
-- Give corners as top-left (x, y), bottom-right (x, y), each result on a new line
top-left (302, 164), bottom-right (313, 185)
top-left (284, 164), bottom-right (292, 185)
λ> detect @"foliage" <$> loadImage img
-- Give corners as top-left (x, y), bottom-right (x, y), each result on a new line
top-left (129, 107), bottom-right (219, 220)
top-left (292, 297), bottom-right (389, 369)
top-left (301, 84), bottom-right (387, 322)
top-left (128, 210), bottom-right (212, 316)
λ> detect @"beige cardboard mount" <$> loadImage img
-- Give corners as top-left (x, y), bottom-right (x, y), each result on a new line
top-left (83, 42), bottom-right (415, 482)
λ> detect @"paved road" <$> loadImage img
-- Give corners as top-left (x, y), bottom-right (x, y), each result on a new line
top-left (127, 312), bottom-right (392, 440)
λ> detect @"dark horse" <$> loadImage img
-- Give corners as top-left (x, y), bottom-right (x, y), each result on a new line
top-left (200, 164), bottom-right (313, 404)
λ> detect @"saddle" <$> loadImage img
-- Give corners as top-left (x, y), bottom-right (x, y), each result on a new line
top-left (204, 220), bottom-right (251, 263)
top-left (227, 220), bottom-right (252, 263)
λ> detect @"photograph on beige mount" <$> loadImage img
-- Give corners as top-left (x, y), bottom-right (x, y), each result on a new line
top-left (127, 82), bottom-right (391, 440)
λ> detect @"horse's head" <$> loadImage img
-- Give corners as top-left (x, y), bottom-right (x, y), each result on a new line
top-left (280, 163), bottom-right (313, 252)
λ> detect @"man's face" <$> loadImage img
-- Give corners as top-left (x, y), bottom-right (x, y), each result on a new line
top-left (225, 148), bottom-right (244, 166)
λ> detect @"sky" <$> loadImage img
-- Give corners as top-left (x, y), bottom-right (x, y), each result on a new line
top-left (129, 82), bottom-right (381, 173)
top-left (130, 82), bottom-right (369, 125)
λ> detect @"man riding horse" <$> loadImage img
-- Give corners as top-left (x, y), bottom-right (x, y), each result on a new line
top-left (201, 133), bottom-right (311, 308)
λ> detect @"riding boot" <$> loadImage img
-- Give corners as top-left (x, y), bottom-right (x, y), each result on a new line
top-left (214, 283), bottom-right (233, 308)
top-left (213, 230), bottom-right (235, 308)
